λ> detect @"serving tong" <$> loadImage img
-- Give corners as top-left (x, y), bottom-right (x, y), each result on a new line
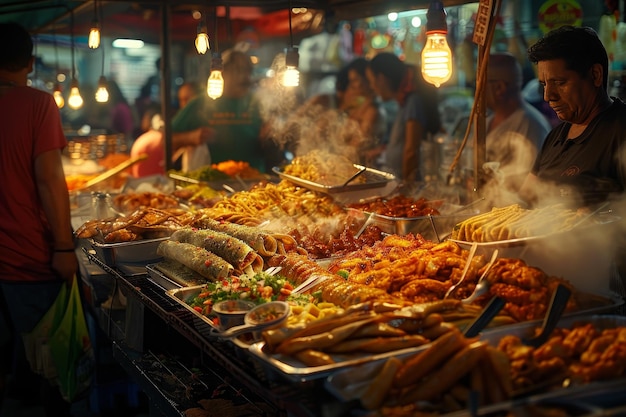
top-left (462, 249), bottom-right (499, 304)
top-left (444, 242), bottom-right (478, 299)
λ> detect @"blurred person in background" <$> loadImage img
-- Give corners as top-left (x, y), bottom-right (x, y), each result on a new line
top-left (283, 57), bottom-right (386, 166)
top-left (107, 79), bottom-right (135, 141)
top-left (176, 81), bottom-right (201, 111)
top-left (0, 21), bottom-right (77, 417)
top-left (519, 25), bottom-right (626, 303)
top-left (482, 53), bottom-right (551, 197)
top-left (171, 50), bottom-right (265, 172)
top-left (366, 52), bottom-right (442, 183)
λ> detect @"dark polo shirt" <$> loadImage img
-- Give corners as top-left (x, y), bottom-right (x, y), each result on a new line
top-left (531, 98), bottom-right (626, 206)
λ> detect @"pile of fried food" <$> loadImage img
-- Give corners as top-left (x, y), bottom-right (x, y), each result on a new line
top-left (326, 233), bottom-right (580, 322)
top-left (261, 299), bottom-right (463, 368)
top-left (113, 191), bottom-right (181, 213)
top-left (451, 203), bottom-right (589, 242)
top-left (347, 195), bottom-right (442, 218)
top-left (282, 149), bottom-right (365, 186)
top-left (75, 208), bottom-right (202, 243)
top-left (342, 320), bottom-right (626, 415)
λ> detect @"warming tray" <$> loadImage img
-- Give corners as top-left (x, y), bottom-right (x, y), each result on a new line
top-left (272, 164), bottom-right (396, 195)
top-left (346, 202), bottom-right (480, 242)
top-left (89, 236), bottom-right (167, 266)
top-left (448, 213), bottom-right (621, 295)
top-left (247, 339), bottom-right (433, 383)
top-left (325, 315), bottom-right (626, 412)
top-left (165, 285), bottom-right (220, 336)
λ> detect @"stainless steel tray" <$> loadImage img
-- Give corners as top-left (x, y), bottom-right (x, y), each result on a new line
top-left (247, 339), bottom-right (432, 383)
top-left (146, 263), bottom-right (182, 291)
top-left (165, 285), bottom-right (220, 336)
top-left (272, 164), bottom-right (396, 194)
top-left (325, 315), bottom-right (626, 411)
top-left (346, 203), bottom-right (479, 241)
top-left (90, 236), bottom-right (167, 266)
top-left (448, 214), bottom-right (622, 296)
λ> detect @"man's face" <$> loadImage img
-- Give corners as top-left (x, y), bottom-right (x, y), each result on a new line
top-left (537, 58), bottom-right (600, 124)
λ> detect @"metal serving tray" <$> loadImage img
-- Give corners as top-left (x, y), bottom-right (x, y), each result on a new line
top-left (325, 315), bottom-right (626, 411)
top-left (247, 339), bottom-right (433, 384)
top-left (273, 164), bottom-right (397, 195)
top-left (146, 264), bottom-right (182, 291)
top-left (89, 236), bottom-right (167, 266)
top-left (346, 203), bottom-right (480, 242)
top-left (165, 285), bottom-right (220, 336)
top-left (448, 214), bottom-right (621, 295)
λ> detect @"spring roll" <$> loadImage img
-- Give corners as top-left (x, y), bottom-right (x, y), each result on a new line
top-left (157, 240), bottom-right (233, 280)
top-left (193, 217), bottom-right (278, 256)
top-left (170, 228), bottom-right (263, 273)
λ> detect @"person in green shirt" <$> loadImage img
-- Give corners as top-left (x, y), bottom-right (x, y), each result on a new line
top-left (171, 50), bottom-right (265, 172)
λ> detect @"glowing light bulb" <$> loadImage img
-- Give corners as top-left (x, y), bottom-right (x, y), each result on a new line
top-left (421, 1), bottom-right (452, 88)
top-left (283, 67), bottom-right (300, 87)
top-left (68, 80), bottom-right (83, 109)
top-left (282, 48), bottom-right (300, 87)
top-left (421, 33), bottom-right (452, 87)
top-left (53, 84), bottom-right (64, 108)
top-left (195, 30), bottom-right (209, 54)
top-left (95, 76), bottom-right (109, 103)
top-left (88, 26), bottom-right (100, 49)
top-left (207, 70), bottom-right (224, 99)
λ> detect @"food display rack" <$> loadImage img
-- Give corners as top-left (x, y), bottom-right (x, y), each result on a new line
top-left (80, 245), bottom-right (626, 417)
top-left (81, 248), bottom-right (344, 416)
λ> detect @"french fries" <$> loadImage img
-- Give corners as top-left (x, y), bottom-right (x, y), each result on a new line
top-left (451, 203), bottom-right (587, 243)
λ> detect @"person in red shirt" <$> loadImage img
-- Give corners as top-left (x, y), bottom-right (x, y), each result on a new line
top-left (0, 22), bottom-right (77, 416)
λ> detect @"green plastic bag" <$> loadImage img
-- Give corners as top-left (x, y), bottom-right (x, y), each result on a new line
top-left (22, 283), bottom-right (69, 381)
top-left (48, 278), bottom-right (95, 402)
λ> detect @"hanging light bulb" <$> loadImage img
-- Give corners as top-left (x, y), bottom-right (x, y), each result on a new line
top-left (95, 75), bottom-right (109, 103)
top-left (53, 83), bottom-right (64, 108)
top-left (421, 0), bottom-right (453, 88)
top-left (282, 3), bottom-right (300, 87)
top-left (88, 0), bottom-right (100, 49)
top-left (283, 47), bottom-right (300, 87)
top-left (207, 53), bottom-right (224, 99)
top-left (68, 79), bottom-right (83, 109)
top-left (195, 22), bottom-right (209, 54)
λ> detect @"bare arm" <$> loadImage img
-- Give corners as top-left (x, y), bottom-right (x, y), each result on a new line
top-left (35, 148), bottom-right (77, 285)
top-left (171, 127), bottom-right (214, 151)
top-left (402, 119), bottom-right (422, 181)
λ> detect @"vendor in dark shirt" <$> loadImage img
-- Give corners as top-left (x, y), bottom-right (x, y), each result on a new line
top-left (519, 25), bottom-right (626, 208)
top-left (519, 25), bottom-right (626, 307)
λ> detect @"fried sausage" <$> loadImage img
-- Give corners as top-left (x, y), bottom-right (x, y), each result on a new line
top-left (393, 327), bottom-right (466, 388)
top-left (361, 357), bottom-right (403, 410)
top-left (398, 341), bottom-right (488, 404)
top-left (293, 349), bottom-right (335, 367)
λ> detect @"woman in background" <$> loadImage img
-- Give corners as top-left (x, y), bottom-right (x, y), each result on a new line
top-left (366, 52), bottom-right (441, 183)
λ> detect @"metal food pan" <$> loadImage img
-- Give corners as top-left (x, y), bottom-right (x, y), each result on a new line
top-left (449, 214), bottom-right (621, 295)
top-left (325, 315), bottom-right (626, 410)
top-left (165, 285), bottom-right (219, 337)
top-left (247, 339), bottom-right (432, 383)
top-left (146, 264), bottom-right (182, 291)
top-left (90, 237), bottom-right (167, 266)
top-left (273, 165), bottom-right (396, 194)
top-left (346, 203), bottom-right (479, 241)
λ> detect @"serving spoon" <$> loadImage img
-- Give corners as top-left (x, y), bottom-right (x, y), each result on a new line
top-left (462, 249), bottom-right (499, 304)
top-left (444, 242), bottom-right (478, 299)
